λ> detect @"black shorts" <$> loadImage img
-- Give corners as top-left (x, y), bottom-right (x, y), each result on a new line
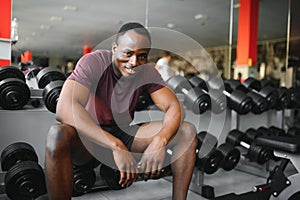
top-left (76, 125), bottom-right (140, 169)
top-left (101, 125), bottom-right (141, 150)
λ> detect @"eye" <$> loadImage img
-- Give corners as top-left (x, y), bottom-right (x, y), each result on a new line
top-left (125, 51), bottom-right (133, 57)
top-left (138, 53), bottom-right (147, 61)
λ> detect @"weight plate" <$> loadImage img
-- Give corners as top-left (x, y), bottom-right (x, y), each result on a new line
top-left (184, 87), bottom-right (211, 114)
top-left (243, 77), bottom-right (261, 91)
top-left (248, 144), bottom-right (271, 164)
top-left (199, 149), bottom-right (223, 174)
top-left (1, 142), bottom-right (38, 171)
top-left (72, 168), bottom-right (96, 197)
top-left (43, 80), bottom-right (64, 113)
top-left (217, 143), bottom-right (240, 171)
top-left (5, 161), bottom-right (46, 200)
top-left (0, 66), bottom-right (25, 82)
top-left (0, 78), bottom-right (30, 110)
top-left (259, 86), bottom-right (278, 109)
top-left (229, 90), bottom-right (253, 115)
top-left (276, 87), bottom-right (290, 109)
top-left (36, 67), bottom-right (66, 89)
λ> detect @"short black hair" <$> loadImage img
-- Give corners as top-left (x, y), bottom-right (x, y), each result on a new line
top-left (115, 22), bottom-right (151, 46)
top-left (162, 51), bottom-right (171, 57)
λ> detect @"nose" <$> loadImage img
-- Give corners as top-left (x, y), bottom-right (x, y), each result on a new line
top-left (128, 55), bottom-right (137, 66)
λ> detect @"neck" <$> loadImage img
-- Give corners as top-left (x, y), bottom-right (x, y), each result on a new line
top-left (112, 61), bottom-right (121, 78)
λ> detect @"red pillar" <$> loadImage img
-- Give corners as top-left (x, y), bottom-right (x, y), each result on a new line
top-left (235, 0), bottom-right (259, 80)
top-left (0, 0), bottom-right (12, 67)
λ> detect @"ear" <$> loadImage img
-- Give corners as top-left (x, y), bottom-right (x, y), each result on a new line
top-left (112, 42), bottom-right (117, 54)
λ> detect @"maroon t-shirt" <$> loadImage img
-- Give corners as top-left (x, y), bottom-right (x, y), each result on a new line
top-left (68, 50), bottom-right (165, 126)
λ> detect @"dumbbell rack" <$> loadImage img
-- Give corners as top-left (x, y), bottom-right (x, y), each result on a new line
top-left (228, 109), bottom-right (285, 178)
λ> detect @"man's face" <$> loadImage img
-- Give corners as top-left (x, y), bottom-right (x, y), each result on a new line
top-left (112, 30), bottom-right (151, 78)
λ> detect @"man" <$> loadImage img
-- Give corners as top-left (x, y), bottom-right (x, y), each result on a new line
top-left (155, 50), bottom-right (174, 81)
top-left (45, 22), bottom-right (197, 200)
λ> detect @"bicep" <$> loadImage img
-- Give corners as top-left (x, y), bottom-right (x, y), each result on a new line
top-left (150, 86), bottom-right (181, 112)
top-left (56, 80), bottom-right (90, 120)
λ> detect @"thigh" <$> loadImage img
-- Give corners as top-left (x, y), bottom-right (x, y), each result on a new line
top-left (130, 121), bottom-right (164, 153)
top-left (66, 125), bottom-right (97, 167)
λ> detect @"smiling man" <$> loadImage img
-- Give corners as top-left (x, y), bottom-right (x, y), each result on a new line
top-left (45, 22), bottom-right (197, 200)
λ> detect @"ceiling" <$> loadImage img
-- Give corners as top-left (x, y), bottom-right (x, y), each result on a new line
top-left (11, 0), bottom-right (289, 58)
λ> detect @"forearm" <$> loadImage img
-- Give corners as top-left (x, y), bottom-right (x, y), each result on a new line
top-left (157, 102), bottom-right (184, 145)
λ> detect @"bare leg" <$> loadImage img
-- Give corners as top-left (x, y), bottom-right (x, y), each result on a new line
top-left (170, 122), bottom-right (197, 200)
top-left (45, 124), bottom-right (94, 200)
top-left (131, 121), bottom-right (197, 200)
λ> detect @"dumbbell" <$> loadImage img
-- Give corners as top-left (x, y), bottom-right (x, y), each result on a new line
top-left (190, 76), bottom-right (253, 114)
top-left (225, 79), bottom-right (268, 114)
top-left (36, 67), bottom-right (66, 113)
top-left (0, 142), bottom-right (47, 200)
top-left (188, 76), bottom-right (226, 114)
top-left (72, 166), bottom-right (97, 197)
top-left (100, 163), bottom-right (172, 190)
top-left (244, 127), bottom-right (284, 141)
top-left (72, 159), bottom-right (100, 196)
top-left (287, 87), bottom-right (300, 109)
top-left (0, 66), bottom-right (30, 110)
top-left (243, 77), bottom-right (279, 110)
top-left (257, 126), bottom-right (285, 137)
top-left (135, 91), bottom-right (154, 111)
top-left (196, 131), bottom-right (224, 174)
top-left (226, 130), bottom-right (272, 164)
top-left (287, 127), bottom-right (300, 137)
top-left (167, 75), bottom-right (211, 114)
top-left (260, 79), bottom-right (291, 110)
top-left (216, 143), bottom-right (240, 171)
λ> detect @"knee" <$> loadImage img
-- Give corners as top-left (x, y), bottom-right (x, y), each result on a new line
top-left (46, 124), bottom-right (77, 156)
top-left (179, 122), bottom-right (197, 149)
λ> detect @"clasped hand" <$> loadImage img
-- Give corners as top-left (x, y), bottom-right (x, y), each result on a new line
top-left (113, 137), bottom-right (167, 188)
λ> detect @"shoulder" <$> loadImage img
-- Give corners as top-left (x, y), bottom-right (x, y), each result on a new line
top-left (78, 50), bottom-right (112, 66)
top-left (156, 58), bottom-right (167, 66)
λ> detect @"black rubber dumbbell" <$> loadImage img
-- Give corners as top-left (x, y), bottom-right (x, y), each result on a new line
top-left (243, 77), bottom-right (279, 110)
top-left (190, 76), bottom-right (253, 115)
top-left (287, 127), bottom-right (300, 137)
top-left (0, 66), bottom-right (30, 110)
top-left (216, 143), bottom-right (240, 171)
top-left (188, 76), bottom-right (227, 114)
top-left (36, 67), bottom-right (66, 113)
top-left (167, 75), bottom-right (211, 114)
top-left (260, 79), bottom-right (291, 110)
top-left (211, 77), bottom-right (254, 115)
top-left (225, 79), bottom-right (268, 114)
top-left (72, 167), bottom-right (97, 197)
top-left (100, 163), bottom-right (172, 190)
top-left (226, 130), bottom-right (272, 164)
top-left (287, 87), bottom-right (300, 109)
top-left (196, 131), bottom-right (224, 174)
top-left (135, 91), bottom-right (154, 111)
top-left (72, 159), bottom-right (101, 197)
top-left (254, 126), bottom-right (285, 137)
top-left (1, 142), bottom-right (47, 200)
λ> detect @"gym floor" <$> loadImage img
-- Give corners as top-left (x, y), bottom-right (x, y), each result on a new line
top-left (0, 167), bottom-right (267, 200)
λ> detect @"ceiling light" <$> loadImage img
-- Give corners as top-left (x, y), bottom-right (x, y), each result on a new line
top-left (167, 23), bottom-right (175, 28)
top-left (50, 16), bottom-right (63, 21)
top-left (63, 5), bottom-right (78, 11)
top-left (194, 14), bottom-right (204, 20)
